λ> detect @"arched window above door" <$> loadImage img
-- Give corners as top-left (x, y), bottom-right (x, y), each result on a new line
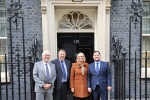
top-left (57, 11), bottom-right (94, 30)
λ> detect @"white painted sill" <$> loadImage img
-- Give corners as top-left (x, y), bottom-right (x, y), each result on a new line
top-left (1, 72), bottom-right (10, 83)
top-left (141, 68), bottom-right (150, 78)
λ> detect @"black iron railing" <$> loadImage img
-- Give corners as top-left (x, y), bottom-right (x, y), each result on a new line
top-left (1, 53), bottom-right (150, 100)
top-left (112, 35), bottom-right (150, 100)
top-left (113, 52), bottom-right (150, 100)
top-left (0, 37), bottom-right (38, 100)
top-left (0, 54), bottom-right (35, 100)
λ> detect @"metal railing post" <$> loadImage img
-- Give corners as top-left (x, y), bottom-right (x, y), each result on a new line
top-left (5, 54), bottom-right (8, 100)
top-left (145, 51), bottom-right (147, 100)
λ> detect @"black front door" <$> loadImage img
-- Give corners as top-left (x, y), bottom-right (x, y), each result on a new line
top-left (57, 33), bottom-right (94, 100)
top-left (57, 33), bottom-right (94, 64)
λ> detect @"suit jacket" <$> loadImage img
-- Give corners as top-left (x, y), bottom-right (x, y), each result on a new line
top-left (70, 62), bottom-right (90, 98)
top-left (87, 61), bottom-right (111, 91)
top-left (51, 58), bottom-right (71, 90)
top-left (33, 60), bottom-right (57, 93)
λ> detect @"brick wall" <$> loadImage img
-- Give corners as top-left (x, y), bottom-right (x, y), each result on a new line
top-left (1, 0), bottom-right (148, 99)
top-left (110, 0), bottom-right (146, 99)
top-left (1, 0), bottom-right (43, 99)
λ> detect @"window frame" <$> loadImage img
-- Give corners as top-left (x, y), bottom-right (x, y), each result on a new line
top-left (0, 0), bottom-right (10, 83)
top-left (141, 1), bottom-right (150, 78)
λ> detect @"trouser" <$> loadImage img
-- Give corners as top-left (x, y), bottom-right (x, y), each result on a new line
top-left (92, 85), bottom-right (108, 100)
top-left (53, 82), bottom-right (68, 100)
top-left (74, 96), bottom-right (90, 100)
top-left (36, 91), bottom-right (53, 100)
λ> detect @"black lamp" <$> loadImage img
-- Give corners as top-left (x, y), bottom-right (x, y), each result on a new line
top-left (72, 0), bottom-right (83, 3)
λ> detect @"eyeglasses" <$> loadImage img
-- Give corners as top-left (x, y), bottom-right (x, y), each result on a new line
top-left (44, 54), bottom-right (50, 57)
top-left (78, 56), bottom-right (84, 57)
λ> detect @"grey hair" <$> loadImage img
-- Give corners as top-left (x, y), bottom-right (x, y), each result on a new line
top-left (42, 50), bottom-right (50, 56)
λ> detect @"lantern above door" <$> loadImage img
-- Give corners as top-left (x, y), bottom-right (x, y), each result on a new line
top-left (72, 0), bottom-right (83, 3)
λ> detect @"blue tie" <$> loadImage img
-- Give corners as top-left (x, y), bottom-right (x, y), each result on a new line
top-left (96, 63), bottom-right (99, 75)
top-left (61, 61), bottom-right (66, 80)
top-left (96, 63), bottom-right (99, 84)
top-left (45, 64), bottom-right (50, 83)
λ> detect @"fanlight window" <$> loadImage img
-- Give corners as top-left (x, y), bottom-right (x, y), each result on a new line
top-left (58, 11), bottom-right (94, 30)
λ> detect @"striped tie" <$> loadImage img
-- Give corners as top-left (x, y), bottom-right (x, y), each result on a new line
top-left (61, 61), bottom-right (66, 80)
top-left (45, 64), bottom-right (50, 83)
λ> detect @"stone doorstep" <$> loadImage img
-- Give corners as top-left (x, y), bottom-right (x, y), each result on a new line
top-left (110, 98), bottom-right (150, 100)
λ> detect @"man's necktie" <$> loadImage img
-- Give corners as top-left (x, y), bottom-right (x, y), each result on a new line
top-left (96, 63), bottom-right (99, 75)
top-left (45, 64), bottom-right (50, 83)
top-left (61, 61), bottom-right (66, 80)
top-left (96, 63), bottom-right (99, 84)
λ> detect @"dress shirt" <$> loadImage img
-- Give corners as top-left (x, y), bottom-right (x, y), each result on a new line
top-left (43, 61), bottom-right (51, 74)
top-left (59, 59), bottom-right (67, 82)
top-left (95, 60), bottom-right (100, 84)
top-left (95, 61), bottom-right (100, 72)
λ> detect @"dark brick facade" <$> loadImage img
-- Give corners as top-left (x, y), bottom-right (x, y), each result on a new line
top-left (1, 0), bottom-right (148, 99)
top-left (110, 0), bottom-right (148, 99)
top-left (1, 0), bottom-right (43, 100)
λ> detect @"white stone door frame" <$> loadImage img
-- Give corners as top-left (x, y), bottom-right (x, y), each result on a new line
top-left (41, 0), bottom-right (111, 62)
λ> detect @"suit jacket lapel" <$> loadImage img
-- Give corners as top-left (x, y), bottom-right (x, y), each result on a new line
top-left (91, 62), bottom-right (97, 76)
top-left (65, 60), bottom-right (69, 78)
top-left (65, 60), bottom-right (68, 72)
top-left (48, 62), bottom-right (52, 77)
top-left (41, 61), bottom-right (47, 78)
top-left (57, 59), bottom-right (63, 74)
top-left (99, 61), bottom-right (103, 74)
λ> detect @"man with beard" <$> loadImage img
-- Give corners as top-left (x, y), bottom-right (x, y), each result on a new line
top-left (87, 51), bottom-right (111, 100)
top-left (51, 49), bottom-right (71, 100)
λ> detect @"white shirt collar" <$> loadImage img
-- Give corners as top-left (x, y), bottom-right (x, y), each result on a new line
top-left (42, 60), bottom-right (51, 73)
top-left (95, 60), bottom-right (100, 64)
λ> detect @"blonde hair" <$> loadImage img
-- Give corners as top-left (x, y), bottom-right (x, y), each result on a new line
top-left (76, 52), bottom-right (86, 62)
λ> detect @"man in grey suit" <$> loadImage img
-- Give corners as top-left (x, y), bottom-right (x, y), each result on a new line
top-left (51, 49), bottom-right (71, 100)
top-left (33, 50), bottom-right (56, 100)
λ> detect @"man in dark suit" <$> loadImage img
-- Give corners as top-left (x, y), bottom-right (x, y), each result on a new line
top-left (33, 50), bottom-right (56, 100)
top-left (51, 49), bottom-right (71, 100)
top-left (87, 51), bottom-right (111, 100)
